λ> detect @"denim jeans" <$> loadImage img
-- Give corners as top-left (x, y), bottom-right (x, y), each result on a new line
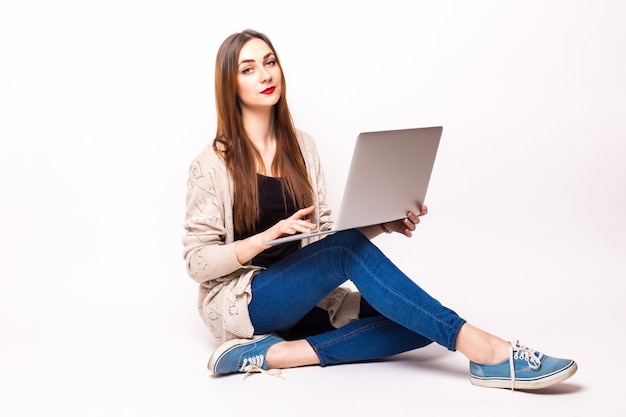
top-left (249, 229), bottom-right (466, 366)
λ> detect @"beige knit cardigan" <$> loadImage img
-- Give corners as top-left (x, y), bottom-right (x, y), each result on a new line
top-left (183, 129), bottom-right (361, 342)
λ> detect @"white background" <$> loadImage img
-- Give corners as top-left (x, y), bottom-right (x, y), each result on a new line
top-left (1, 1), bottom-right (625, 416)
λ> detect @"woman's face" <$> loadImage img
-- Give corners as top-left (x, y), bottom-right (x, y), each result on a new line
top-left (236, 38), bottom-right (283, 111)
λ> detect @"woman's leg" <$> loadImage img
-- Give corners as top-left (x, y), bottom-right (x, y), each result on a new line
top-left (264, 320), bottom-right (509, 369)
top-left (249, 229), bottom-right (469, 365)
top-left (305, 315), bottom-right (434, 366)
top-left (267, 301), bottom-right (434, 367)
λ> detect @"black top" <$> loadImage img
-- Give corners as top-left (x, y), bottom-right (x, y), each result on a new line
top-left (234, 174), bottom-right (301, 268)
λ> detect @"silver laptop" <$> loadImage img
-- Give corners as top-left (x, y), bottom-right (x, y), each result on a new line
top-left (265, 126), bottom-right (442, 246)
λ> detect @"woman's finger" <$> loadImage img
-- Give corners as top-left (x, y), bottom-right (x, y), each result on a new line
top-left (291, 205), bottom-right (315, 220)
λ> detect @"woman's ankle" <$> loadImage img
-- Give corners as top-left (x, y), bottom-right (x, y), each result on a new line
top-left (266, 339), bottom-right (321, 369)
top-left (456, 323), bottom-right (510, 364)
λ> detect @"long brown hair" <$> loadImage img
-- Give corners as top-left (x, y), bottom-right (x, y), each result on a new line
top-left (213, 29), bottom-right (313, 233)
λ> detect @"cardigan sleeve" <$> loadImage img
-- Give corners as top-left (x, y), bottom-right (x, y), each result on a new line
top-left (182, 148), bottom-right (244, 284)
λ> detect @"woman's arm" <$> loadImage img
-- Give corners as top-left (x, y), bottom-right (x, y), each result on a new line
top-left (182, 152), bottom-right (244, 284)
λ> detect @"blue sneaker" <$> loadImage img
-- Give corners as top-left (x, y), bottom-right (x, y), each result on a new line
top-left (207, 334), bottom-right (284, 378)
top-left (469, 341), bottom-right (577, 390)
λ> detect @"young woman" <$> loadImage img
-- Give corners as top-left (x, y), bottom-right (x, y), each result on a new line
top-left (182, 29), bottom-right (577, 390)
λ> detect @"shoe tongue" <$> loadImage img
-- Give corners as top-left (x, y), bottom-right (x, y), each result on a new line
top-left (515, 343), bottom-right (534, 353)
top-left (515, 344), bottom-right (542, 359)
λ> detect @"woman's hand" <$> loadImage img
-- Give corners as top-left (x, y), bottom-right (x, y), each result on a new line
top-left (382, 204), bottom-right (428, 238)
top-left (235, 205), bottom-right (317, 264)
top-left (260, 205), bottom-right (317, 245)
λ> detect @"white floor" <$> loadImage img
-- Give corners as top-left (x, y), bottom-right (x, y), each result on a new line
top-left (1, 233), bottom-right (623, 417)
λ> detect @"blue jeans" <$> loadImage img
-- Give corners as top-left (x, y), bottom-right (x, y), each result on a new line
top-left (249, 229), bottom-right (466, 366)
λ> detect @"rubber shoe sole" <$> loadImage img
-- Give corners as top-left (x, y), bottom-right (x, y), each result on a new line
top-left (470, 360), bottom-right (578, 390)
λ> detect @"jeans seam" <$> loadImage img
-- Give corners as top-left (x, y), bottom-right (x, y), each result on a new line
top-left (308, 318), bottom-right (395, 366)
top-left (332, 241), bottom-right (461, 351)
top-left (315, 318), bottom-right (393, 350)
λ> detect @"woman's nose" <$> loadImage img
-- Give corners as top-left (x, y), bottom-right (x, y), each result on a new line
top-left (259, 67), bottom-right (271, 82)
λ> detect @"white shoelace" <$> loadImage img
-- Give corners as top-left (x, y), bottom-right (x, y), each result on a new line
top-left (508, 341), bottom-right (543, 390)
top-left (239, 355), bottom-right (284, 380)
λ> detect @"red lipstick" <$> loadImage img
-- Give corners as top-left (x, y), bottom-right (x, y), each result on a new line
top-left (261, 87), bottom-right (275, 94)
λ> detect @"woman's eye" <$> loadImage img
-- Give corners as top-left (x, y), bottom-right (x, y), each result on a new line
top-left (242, 67), bottom-right (253, 74)
top-left (266, 60), bottom-right (276, 67)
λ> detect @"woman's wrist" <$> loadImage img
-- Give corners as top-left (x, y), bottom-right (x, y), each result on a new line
top-left (235, 235), bottom-right (265, 264)
top-left (380, 223), bottom-right (392, 234)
